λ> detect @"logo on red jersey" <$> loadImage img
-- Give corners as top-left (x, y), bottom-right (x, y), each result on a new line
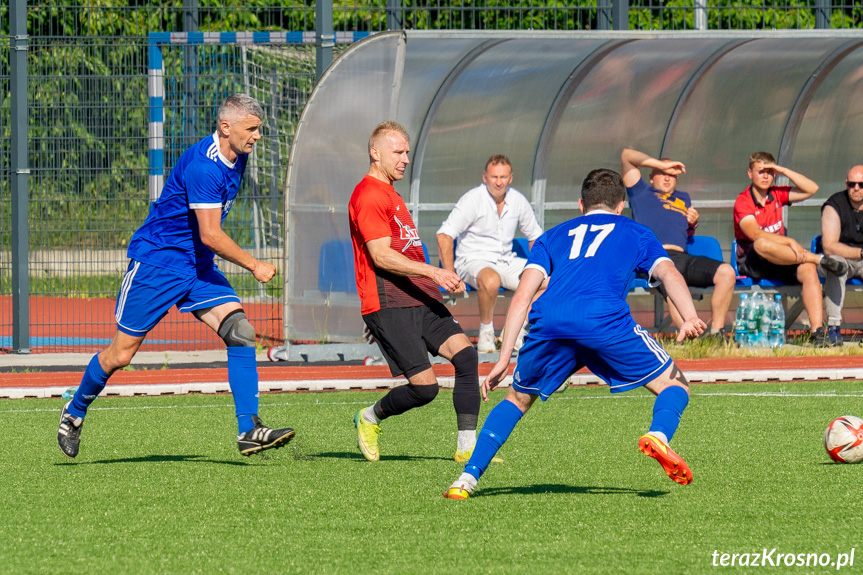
top-left (393, 214), bottom-right (422, 252)
top-left (763, 221), bottom-right (783, 233)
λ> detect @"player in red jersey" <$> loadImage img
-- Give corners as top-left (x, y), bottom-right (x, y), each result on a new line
top-left (349, 121), bottom-right (484, 463)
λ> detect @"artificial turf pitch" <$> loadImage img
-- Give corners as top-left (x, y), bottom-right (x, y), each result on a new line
top-left (3, 380), bottom-right (862, 574)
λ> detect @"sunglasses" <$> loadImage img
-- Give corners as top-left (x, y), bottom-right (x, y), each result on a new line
top-left (847, 181), bottom-right (863, 189)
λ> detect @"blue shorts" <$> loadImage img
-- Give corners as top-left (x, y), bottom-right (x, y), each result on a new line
top-left (114, 260), bottom-right (240, 336)
top-left (511, 322), bottom-right (672, 400)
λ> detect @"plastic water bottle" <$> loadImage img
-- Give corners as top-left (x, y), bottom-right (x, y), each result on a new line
top-left (770, 294), bottom-right (785, 348)
top-left (760, 296), bottom-right (773, 347)
top-left (61, 387), bottom-right (78, 400)
top-left (749, 293), bottom-right (765, 347)
top-left (734, 293), bottom-right (750, 347)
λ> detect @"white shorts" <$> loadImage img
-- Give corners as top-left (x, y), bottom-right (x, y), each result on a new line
top-left (456, 257), bottom-right (527, 291)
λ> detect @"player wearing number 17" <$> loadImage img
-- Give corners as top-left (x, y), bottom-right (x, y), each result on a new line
top-left (444, 169), bottom-right (706, 499)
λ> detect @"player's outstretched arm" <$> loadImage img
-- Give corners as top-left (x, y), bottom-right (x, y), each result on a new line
top-left (652, 260), bottom-right (706, 341)
top-left (365, 236), bottom-right (465, 293)
top-left (482, 267), bottom-right (544, 400)
top-left (195, 208), bottom-right (275, 283)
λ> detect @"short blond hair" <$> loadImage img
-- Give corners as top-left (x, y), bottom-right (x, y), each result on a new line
top-left (369, 121), bottom-right (409, 152)
top-left (749, 151), bottom-right (776, 168)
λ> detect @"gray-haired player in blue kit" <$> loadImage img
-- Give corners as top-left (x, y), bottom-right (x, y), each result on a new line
top-left (445, 168), bottom-right (706, 498)
top-left (57, 94), bottom-right (295, 458)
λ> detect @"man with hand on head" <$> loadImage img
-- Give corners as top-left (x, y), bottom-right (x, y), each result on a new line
top-left (733, 151), bottom-right (848, 346)
top-left (621, 148), bottom-right (736, 338)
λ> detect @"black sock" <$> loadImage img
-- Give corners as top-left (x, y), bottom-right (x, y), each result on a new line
top-left (376, 383), bottom-right (439, 419)
top-left (451, 347), bottom-right (480, 430)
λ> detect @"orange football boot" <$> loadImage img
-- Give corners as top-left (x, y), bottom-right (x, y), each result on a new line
top-left (638, 434), bottom-right (693, 485)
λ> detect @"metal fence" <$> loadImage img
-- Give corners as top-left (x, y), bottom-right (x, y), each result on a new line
top-left (3, 1), bottom-right (863, 353)
top-left (0, 34), bottom-right (323, 353)
top-left (13, 1), bottom-right (863, 35)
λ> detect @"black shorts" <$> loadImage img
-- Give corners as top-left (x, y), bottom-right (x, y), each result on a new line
top-left (362, 301), bottom-right (464, 378)
top-left (655, 251), bottom-right (723, 296)
top-left (739, 248), bottom-right (800, 285)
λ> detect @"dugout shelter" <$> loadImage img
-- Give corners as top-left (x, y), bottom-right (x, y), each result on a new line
top-left (284, 29), bottom-right (863, 343)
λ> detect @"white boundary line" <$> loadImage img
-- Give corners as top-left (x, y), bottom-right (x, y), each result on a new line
top-left (4, 367), bottom-right (863, 400)
top-left (4, 387), bottom-right (863, 415)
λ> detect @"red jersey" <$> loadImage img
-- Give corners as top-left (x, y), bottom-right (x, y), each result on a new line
top-left (348, 175), bottom-right (441, 315)
top-left (733, 185), bottom-right (791, 257)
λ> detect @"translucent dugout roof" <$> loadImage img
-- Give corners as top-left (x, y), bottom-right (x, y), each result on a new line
top-left (285, 30), bottom-right (863, 343)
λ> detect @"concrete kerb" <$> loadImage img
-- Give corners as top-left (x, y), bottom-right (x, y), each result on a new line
top-left (268, 343), bottom-right (500, 364)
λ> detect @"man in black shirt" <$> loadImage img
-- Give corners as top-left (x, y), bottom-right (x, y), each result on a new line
top-left (820, 165), bottom-right (863, 346)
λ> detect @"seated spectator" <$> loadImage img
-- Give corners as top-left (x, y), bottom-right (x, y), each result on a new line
top-left (733, 151), bottom-right (848, 345)
top-left (820, 164), bottom-right (863, 346)
top-left (621, 148), bottom-right (736, 338)
top-left (437, 154), bottom-right (543, 353)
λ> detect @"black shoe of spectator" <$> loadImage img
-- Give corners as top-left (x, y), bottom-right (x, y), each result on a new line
top-left (809, 327), bottom-right (833, 348)
top-left (700, 328), bottom-right (731, 343)
top-left (821, 255), bottom-right (849, 276)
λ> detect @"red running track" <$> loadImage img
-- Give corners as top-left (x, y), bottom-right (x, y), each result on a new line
top-left (2, 356), bottom-right (861, 389)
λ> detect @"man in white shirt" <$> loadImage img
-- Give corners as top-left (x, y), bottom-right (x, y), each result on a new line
top-left (437, 155), bottom-right (543, 353)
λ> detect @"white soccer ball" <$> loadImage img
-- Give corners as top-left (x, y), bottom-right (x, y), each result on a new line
top-left (823, 415), bottom-right (863, 464)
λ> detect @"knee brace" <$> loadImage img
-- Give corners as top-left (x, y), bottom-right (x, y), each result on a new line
top-left (217, 309), bottom-right (256, 347)
top-left (451, 346), bottom-right (480, 429)
top-left (451, 346), bottom-right (478, 379)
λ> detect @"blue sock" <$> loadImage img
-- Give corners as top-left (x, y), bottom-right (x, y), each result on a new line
top-left (464, 399), bottom-right (525, 481)
top-left (227, 346), bottom-right (259, 435)
top-left (68, 354), bottom-right (110, 419)
top-left (649, 385), bottom-right (690, 442)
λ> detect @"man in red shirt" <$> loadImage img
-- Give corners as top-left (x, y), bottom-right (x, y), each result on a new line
top-left (349, 121), bottom-right (483, 462)
top-left (733, 151), bottom-right (848, 345)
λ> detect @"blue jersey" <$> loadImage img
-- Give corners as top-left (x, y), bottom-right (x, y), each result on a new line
top-left (525, 210), bottom-right (670, 339)
top-left (626, 178), bottom-right (691, 249)
top-left (127, 133), bottom-right (248, 274)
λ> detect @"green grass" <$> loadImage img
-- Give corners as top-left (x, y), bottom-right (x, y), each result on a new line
top-left (660, 334), bottom-right (863, 359)
top-left (3, 382), bottom-right (862, 574)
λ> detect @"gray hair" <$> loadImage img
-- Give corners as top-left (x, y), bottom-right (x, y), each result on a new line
top-left (218, 93), bottom-right (265, 124)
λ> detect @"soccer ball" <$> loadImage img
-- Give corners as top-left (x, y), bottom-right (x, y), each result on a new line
top-left (823, 415), bottom-right (863, 464)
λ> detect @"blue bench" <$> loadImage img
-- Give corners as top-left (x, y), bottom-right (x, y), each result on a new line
top-left (318, 238), bottom-right (356, 294)
top-left (811, 235), bottom-right (863, 285)
top-left (644, 236), bottom-right (728, 331)
top-left (317, 239), bottom-right (436, 294)
top-left (730, 239), bottom-right (808, 329)
top-left (640, 235), bottom-right (806, 332)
